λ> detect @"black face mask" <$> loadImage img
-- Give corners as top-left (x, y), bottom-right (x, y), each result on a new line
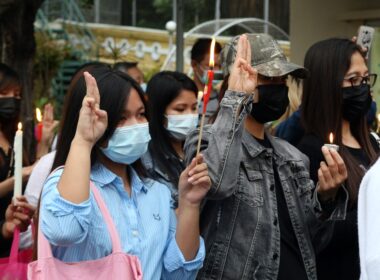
top-left (0, 97), bottom-right (20, 120)
top-left (342, 84), bottom-right (372, 122)
top-left (250, 84), bottom-right (289, 123)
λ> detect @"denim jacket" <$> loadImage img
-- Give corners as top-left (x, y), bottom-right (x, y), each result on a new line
top-left (141, 150), bottom-right (181, 209)
top-left (184, 91), bottom-right (348, 280)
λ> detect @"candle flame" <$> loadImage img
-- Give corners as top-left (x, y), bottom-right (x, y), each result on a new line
top-left (17, 122), bottom-right (22, 130)
top-left (329, 132), bottom-right (334, 144)
top-left (209, 38), bottom-right (216, 68)
top-left (36, 108), bottom-right (42, 122)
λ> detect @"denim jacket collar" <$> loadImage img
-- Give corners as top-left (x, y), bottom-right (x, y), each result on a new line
top-left (241, 130), bottom-right (289, 164)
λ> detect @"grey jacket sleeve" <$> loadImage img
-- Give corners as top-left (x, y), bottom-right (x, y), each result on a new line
top-left (184, 90), bottom-right (252, 200)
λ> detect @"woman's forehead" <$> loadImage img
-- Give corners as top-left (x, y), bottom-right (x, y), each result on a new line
top-left (125, 88), bottom-right (145, 112)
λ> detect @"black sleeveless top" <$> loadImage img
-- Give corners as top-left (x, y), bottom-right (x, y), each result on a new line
top-left (0, 147), bottom-right (15, 257)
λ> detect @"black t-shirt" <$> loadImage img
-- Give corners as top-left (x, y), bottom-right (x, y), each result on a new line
top-left (0, 147), bottom-right (14, 257)
top-left (297, 133), bottom-right (380, 280)
top-left (255, 136), bottom-right (308, 280)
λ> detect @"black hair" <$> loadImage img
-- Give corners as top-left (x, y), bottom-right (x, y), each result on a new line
top-left (146, 71), bottom-right (197, 187)
top-left (301, 38), bottom-right (377, 205)
top-left (51, 66), bottom-right (148, 177)
top-left (0, 63), bottom-right (21, 144)
top-left (191, 38), bottom-right (222, 63)
top-left (70, 62), bottom-right (110, 82)
top-left (35, 65), bottom-right (150, 260)
top-left (113, 61), bottom-right (139, 72)
top-left (0, 63), bottom-right (20, 94)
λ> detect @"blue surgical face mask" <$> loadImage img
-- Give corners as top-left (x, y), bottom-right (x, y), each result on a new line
top-left (197, 64), bottom-right (223, 87)
top-left (101, 123), bottom-right (151, 164)
top-left (166, 114), bottom-right (198, 141)
top-left (140, 83), bottom-right (147, 92)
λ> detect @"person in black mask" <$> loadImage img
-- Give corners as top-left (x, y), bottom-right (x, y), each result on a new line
top-left (0, 63), bottom-right (36, 257)
top-left (184, 34), bottom-right (349, 280)
top-left (297, 38), bottom-right (379, 280)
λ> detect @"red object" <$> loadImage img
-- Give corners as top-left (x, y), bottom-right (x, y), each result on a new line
top-left (202, 69), bottom-right (214, 114)
top-left (35, 123), bottom-right (43, 142)
top-left (0, 227), bottom-right (33, 280)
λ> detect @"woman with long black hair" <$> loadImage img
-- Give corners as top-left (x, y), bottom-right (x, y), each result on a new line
top-left (0, 63), bottom-right (36, 257)
top-left (36, 67), bottom-right (209, 279)
top-left (144, 71), bottom-right (198, 208)
top-left (298, 38), bottom-right (379, 280)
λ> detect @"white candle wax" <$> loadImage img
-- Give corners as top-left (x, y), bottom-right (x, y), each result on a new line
top-left (13, 123), bottom-right (23, 198)
top-left (197, 91), bottom-right (204, 108)
top-left (323, 143), bottom-right (339, 152)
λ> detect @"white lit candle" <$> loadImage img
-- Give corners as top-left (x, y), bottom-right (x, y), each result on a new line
top-left (197, 91), bottom-right (204, 108)
top-left (324, 132), bottom-right (339, 151)
top-left (13, 122), bottom-right (23, 198)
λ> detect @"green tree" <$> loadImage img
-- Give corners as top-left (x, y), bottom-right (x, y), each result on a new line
top-left (0, 0), bottom-right (45, 159)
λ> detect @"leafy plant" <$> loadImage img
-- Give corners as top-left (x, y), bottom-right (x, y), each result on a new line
top-left (79, 0), bottom-right (94, 9)
top-left (33, 32), bottom-right (72, 109)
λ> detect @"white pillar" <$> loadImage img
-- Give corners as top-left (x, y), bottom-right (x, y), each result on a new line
top-left (215, 0), bottom-right (221, 31)
top-left (172, 0), bottom-right (177, 22)
top-left (264, 0), bottom-right (269, 34)
top-left (94, 0), bottom-right (100, 23)
top-left (132, 0), bottom-right (137, 26)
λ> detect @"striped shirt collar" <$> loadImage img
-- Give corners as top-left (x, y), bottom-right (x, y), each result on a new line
top-left (91, 163), bottom-right (148, 194)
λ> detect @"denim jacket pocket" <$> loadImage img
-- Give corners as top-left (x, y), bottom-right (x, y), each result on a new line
top-left (287, 160), bottom-right (314, 196)
top-left (293, 172), bottom-right (314, 198)
top-left (235, 162), bottom-right (264, 207)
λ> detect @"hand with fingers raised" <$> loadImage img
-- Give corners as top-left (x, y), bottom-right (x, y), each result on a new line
top-left (41, 103), bottom-right (59, 146)
top-left (351, 36), bottom-right (368, 57)
top-left (317, 146), bottom-right (348, 202)
top-left (227, 34), bottom-right (258, 94)
top-left (73, 72), bottom-right (108, 149)
top-left (178, 154), bottom-right (211, 207)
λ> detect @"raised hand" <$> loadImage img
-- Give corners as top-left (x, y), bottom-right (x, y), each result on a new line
top-left (74, 72), bottom-right (108, 147)
top-left (317, 146), bottom-right (348, 201)
top-left (40, 103), bottom-right (59, 145)
top-left (178, 154), bottom-right (211, 206)
top-left (351, 36), bottom-right (368, 56)
top-left (227, 34), bottom-right (258, 94)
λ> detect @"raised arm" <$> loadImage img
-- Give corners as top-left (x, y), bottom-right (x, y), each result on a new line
top-left (184, 34), bottom-right (257, 199)
top-left (57, 72), bottom-right (107, 204)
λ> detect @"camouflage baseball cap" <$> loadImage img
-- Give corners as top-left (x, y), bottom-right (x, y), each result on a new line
top-left (221, 33), bottom-right (308, 79)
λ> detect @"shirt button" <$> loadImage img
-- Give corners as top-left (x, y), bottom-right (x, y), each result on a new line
top-left (273, 218), bottom-right (278, 226)
top-left (273, 253), bottom-right (278, 260)
top-left (270, 184), bottom-right (275, 191)
top-left (132, 230), bottom-right (139, 237)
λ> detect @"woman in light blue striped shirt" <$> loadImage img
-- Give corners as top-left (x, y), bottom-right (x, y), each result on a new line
top-left (39, 67), bottom-right (210, 279)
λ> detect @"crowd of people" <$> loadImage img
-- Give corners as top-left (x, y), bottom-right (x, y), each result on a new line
top-left (0, 31), bottom-right (379, 280)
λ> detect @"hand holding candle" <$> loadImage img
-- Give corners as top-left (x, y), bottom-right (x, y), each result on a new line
top-left (376, 113), bottom-right (380, 134)
top-left (13, 122), bottom-right (23, 198)
top-left (196, 38), bottom-right (216, 157)
top-left (324, 132), bottom-right (339, 151)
